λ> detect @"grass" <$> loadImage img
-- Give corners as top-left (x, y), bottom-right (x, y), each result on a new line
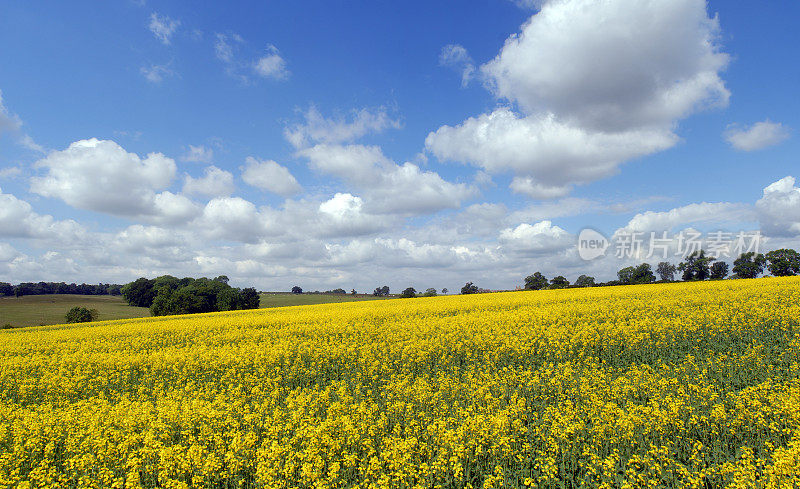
top-left (0, 295), bottom-right (151, 328)
top-left (258, 292), bottom-right (392, 308)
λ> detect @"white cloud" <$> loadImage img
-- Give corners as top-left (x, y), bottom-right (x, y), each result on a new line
top-left (299, 143), bottom-right (476, 215)
top-left (215, 33), bottom-right (242, 63)
top-left (148, 13), bottom-right (180, 45)
top-left (180, 145), bottom-right (213, 163)
top-left (0, 187), bottom-right (85, 241)
top-left (253, 45), bottom-right (289, 80)
top-left (498, 220), bottom-right (573, 256)
top-left (195, 197), bottom-right (276, 243)
top-left (0, 242), bottom-right (19, 262)
top-left (241, 157), bottom-right (301, 196)
top-left (439, 44), bottom-right (475, 87)
top-left (619, 202), bottom-right (755, 234)
top-left (182, 166), bottom-right (235, 198)
top-left (756, 176), bottom-right (800, 237)
top-left (0, 89), bottom-right (44, 152)
top-left (30, 138), bottom-right (199, 224)
top-left (427, 108), bottom-right (676, 197)
top-left (428, 0), bottom-right (729, 198)
top-left (284, 105), bottom-right (401, 149)
top-left (140, 64), bottom-right (175, 84)
top-left (724, 120), bottom-right (790, 151)
top-left (0, 167), bottom-right (22, 179)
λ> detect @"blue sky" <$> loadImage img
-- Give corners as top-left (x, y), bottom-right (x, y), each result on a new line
top-left (1, 0), bottom-right (798, 291)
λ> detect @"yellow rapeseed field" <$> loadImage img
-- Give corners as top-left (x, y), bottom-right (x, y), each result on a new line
top-left (1, 277), bottom-right (800, 488)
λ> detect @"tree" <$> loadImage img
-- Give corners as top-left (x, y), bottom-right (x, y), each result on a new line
top-left (0, 282), bottom-right (13, 296)
top-left (239, 288), bottom-right (260, 309)
top-left (213, 275), bottom-right (229, 285)
top-left (373, 286), bottom-right (390, 297)
top-left (732, 252), bottom-right (766, 279)
top-left (351, 289), bottom-right (357, 295)
top-left (617, 266), bottom-right (635, 284)
top-left (549, 276), bottom-right (570, 289)
top-left (216, 287), bottom-right (241, 311)
top-left (121, 278), bottom-right (156, 307)
top-left (291, 286), bottom-right (303, 294)
top-left (765, 249), bottom-right (800, 276)
top-left (710, 261), bottom-right (729, 280)
top-left (524, 272), bottom-right (548, 290)
top-left (65, 307), bottom-right (98, 323)
top-left (618, 264), bottom-right (655, 285)
top-left (423, 288), bottom-right (437, 297)
top-left (574, 275), bottom-right (595, 287)
top-left (14, 286), bottom-right (23, 298)
top-left (400, 287), bottom-right (417, 298)
top-left (441, 288), bottom-right (448, 294)
top-left (678, 250), bottom-right (715, 281)
top-left (656, 262), bottom-right (677, 282)
top-left (461, 282), bottom-right (479, 294)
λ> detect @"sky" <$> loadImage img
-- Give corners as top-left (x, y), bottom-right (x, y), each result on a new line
top-left (1, 0), bottom-right (799, 292)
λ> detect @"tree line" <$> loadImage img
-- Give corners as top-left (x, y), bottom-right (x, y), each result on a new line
top-left (121, 275), bottom-right (259, 316)
top-left (522, 249), bottom-right (800, 291)
top-left (0, 282), bottom-right (123, 298)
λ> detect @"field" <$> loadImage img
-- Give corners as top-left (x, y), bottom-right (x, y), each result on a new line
top-left (258, 292), bottom-right (390, 308)
top-left (1, 278), bottom-right (799, 487)
top-left (0, 294), bottom-right (151, 328)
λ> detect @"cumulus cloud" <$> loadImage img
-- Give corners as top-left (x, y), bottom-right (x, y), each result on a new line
top-left (724, 120), bottom-right (790, 151)
top-left (180, 145), bottom-right (213, 163)
top-left (148, 12), bottom-right (180, 44)
top-left (253, 45), bottom-right (289, 80)
top-left (0, 187), bottom-right (85, 241)
top-left (427, 0), bottom-right (729, 198)
top-left (427, 108), bottom-right (676, 197)
top-left (0, 167), bottom-right (22, 179)
top-left (241, 157), bottom-right (301, 196)
top-left (182, 166), bottom-right (235, 197)
top-left (298, 143), bottom-right (476, 215)
top-left (619, 202), bottom-right (755, 234)
top-left (439, 44), bottom-right (475, 87)
top-left (498, 220), bottom-right (573, 256)
top-left (284, 105), bottom-right (401, 149)
top-left (194, 197), bottom-right (277, 243)
top-left (756, 176), bottom-right (800, 237)
top-left (30, 138), bottom-right (199, 224)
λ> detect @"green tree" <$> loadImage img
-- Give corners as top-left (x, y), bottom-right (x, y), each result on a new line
top-left (732, 252), bottom-right (766, 279)
top-left (656, 262), bottom-right (677, 282)
top-left (524, 272), bottom-right (548, 290)
top-left (461, 282), bottom-right (479, 294)
top-left (549, 276), bottom-right (570, 289)
top-left (574, 275), bottom-right (595, 287)
top-left (441, 288), bottom-right (448, 294)
top-left (373, 286), bottom-right (390, 297)
top-left (239, 288), bottom-right (260, 309)
top-left (121, 278), bottom-right (156, 307)
top-left (65, 307), bottom-right (98, 323)
top-left (423, 288), bottom-right (437, 297)
top-left (678, 250), bottom-right (715, 281)
top-left (765, 248), bottom-right (800, 276)
top-left (291, 286), bottom-right (303, 294)
top-left (710, 261), bottom-right (729, 280)
top-left (400, 287), bottom-right (417, 298)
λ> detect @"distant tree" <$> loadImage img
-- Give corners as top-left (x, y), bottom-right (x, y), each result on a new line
top-left (765, 249), bottom-right (800, 276)
top-left (549, 276), bottom-right (570, 289)
top-left (107, 284), bottom-right (122, 296)
top-left (461, 282), bottom-right (479, 294)
top-left (291, 286), bottom-right (303, 294)
top-left (0, 282), bottom-right (13, 296)
top-left (710, 261), bottom-right (729, 280)
top-left (617, 266), bottom-right (635, 284)
top-left (14, 286), bottom-right (22, 298)
top-left (678, 250), bottom-right (715, 281)
top-left (239, 288), bottom-right (260, 309)
top-left (423, 288), bottom-right (437, 297)
top-left (400, 287), bottom-right (417, 298)
top-left (121, 278), bottom-right (156, 307)
top-left (441, 288), bottom-right (448, 295)
top-left (65, 307), bottom-right (98, 323)
top-left (216, 287), bottom-right (241, 311)
top-left (213, 275), bottom-right (230, 285)
top-left (329, 288), bottom-right (347, 294)
top-left (619, 264), bottom-right (655, 285)
top-left (524, 272), bottom-right (548, 290)
top-left (732, 252), bottom-right (766, 279)
top-left (656, 262), bottom-right (677, 282)
top-left (351, 289), bottom-right (357, 295)
top-left (574, 275), bottom-right (595, 287)
top-left (373, 286), bottom-right (390, 297)
top-left (1, 323), bottom-right (12, 329)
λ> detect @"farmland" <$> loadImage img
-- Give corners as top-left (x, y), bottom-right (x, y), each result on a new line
top-left (1, 278), bottom-right (799, 487)
top-left (0, 294), bottom-right (151, 328)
